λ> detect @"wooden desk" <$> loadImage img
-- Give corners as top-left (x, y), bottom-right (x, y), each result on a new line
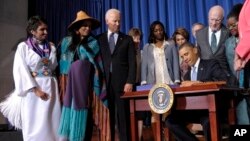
top-left (122, 84), bottom-right (237, 141)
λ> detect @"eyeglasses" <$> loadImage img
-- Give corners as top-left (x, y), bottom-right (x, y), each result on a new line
top-left (209, 18), bottom-right (223, 23)
top-left (227, 22), bottom-right (238, 30)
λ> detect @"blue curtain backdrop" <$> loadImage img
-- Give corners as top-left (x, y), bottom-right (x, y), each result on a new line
top-left (29, 0), bottom-right (244, 47)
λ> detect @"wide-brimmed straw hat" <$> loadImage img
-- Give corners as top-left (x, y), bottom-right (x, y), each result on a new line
top-left (68, 11), bottom-right (100, 31)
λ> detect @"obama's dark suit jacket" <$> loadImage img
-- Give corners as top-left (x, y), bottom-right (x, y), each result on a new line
top-left (165, 59), bottom-right (227, 141)
top-left (184, 59), bottom-right (227, 81)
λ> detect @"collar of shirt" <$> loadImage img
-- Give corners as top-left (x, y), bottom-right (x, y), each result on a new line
top-left (108, 30), bottom-right (118, 41)
top-left (192, 57), bottom-right (201, 72)
top-left (209, 27), bottom-right (221, 44)
top-left (151, 40), bottom-right (168, 49)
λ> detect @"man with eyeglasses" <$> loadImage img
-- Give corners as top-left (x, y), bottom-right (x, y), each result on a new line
top-left (196, 5), bottom-right (230, 76)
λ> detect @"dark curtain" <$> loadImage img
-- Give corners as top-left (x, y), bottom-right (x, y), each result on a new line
top-left (29, 0), bottom-right (244, 47)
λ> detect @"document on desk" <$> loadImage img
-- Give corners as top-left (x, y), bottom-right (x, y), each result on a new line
top-left (180, 81), bottom-right (226, 87)
top-left (136, 84), bottom-right (179, 91)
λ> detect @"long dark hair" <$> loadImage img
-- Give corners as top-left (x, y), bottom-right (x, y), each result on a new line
top-left (148, 21), bottom-right (168, 43)
top-left (68, 22), bottom-right (95, 52)
top-left (68, 30), bottom-right (83, 51)
top-left (68, 30), bottom-right (96, 57)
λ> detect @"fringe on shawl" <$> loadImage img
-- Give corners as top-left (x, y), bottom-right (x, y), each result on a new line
top-left (58, 94), bottom-right (111, 141)
top-left (92, 93), bottom-right (110, 141)
top-left (58, 107), bottom-right (88, 141)
top-left (0, 92), bottom-right (22, 129)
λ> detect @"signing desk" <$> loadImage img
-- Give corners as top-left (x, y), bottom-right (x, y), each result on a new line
top-left (122, 84), bottom-right (237, 141)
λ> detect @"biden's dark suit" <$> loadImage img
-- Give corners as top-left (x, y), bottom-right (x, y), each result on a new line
top-left (98, 31), bottom-right (136, 141)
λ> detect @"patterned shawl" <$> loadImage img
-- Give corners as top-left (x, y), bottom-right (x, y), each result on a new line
top-left (58, 36), bottom-right (110, 141)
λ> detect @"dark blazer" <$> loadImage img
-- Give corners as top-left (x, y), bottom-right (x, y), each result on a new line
top-left (166, 59), bottom-right (227, 141)
top-left (184, 59), bottom-right (227, 81)
top-left (98, 31), bottom-right (136, 93)
top-left (196, 26), bottom-right (229, 73)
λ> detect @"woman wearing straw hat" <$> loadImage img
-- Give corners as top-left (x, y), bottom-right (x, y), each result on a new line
top-left (58, 11), bottom-right (109, 141)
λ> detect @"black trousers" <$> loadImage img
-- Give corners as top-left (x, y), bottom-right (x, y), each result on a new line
top-left (165, 110), bottom-right (211, 141)
top-left (108, 78), bottom-right (131, 141)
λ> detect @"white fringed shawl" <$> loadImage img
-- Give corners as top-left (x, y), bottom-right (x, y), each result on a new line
top-left (0, 91), bottom-right (23, 129)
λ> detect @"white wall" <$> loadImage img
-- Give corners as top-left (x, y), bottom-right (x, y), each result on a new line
top-left (0, 0), bottom-right (27, 123)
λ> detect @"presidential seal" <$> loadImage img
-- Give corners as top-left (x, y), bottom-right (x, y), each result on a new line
top-left (148, 83), bottom-right (174, 114)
